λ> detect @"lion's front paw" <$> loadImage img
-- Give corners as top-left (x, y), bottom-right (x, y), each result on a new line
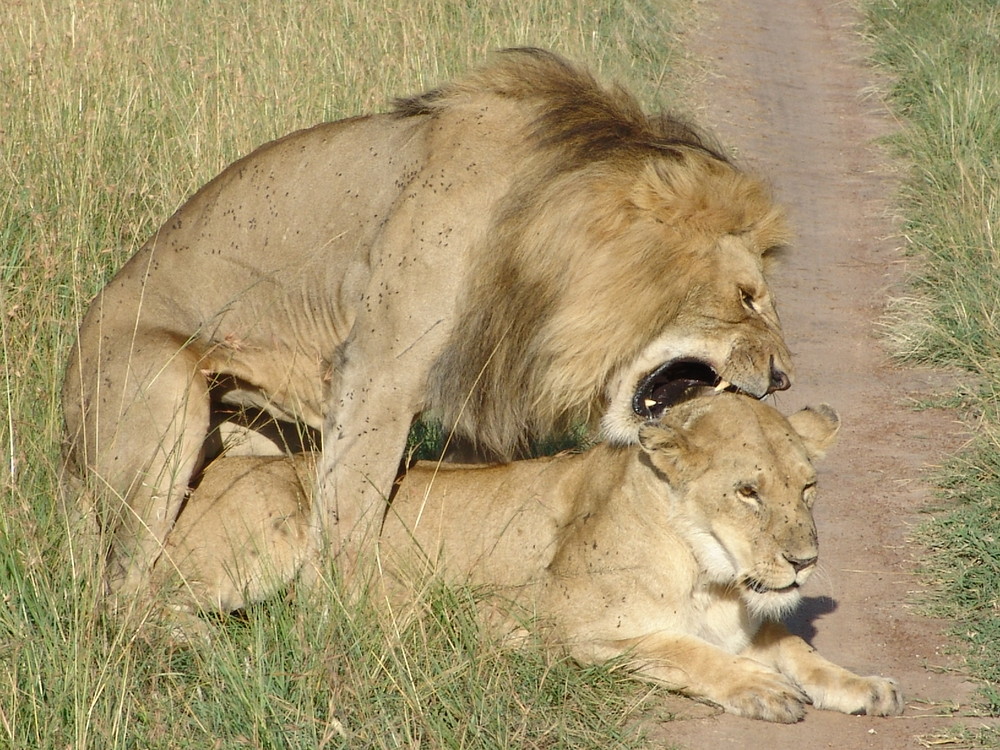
top-left (711, 664), bottom-right (810, 723)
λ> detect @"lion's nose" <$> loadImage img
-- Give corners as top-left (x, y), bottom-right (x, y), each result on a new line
top-left (768, 358), bottom-right (791, 393)
top-left (784, 553), bottom-right (817, 573)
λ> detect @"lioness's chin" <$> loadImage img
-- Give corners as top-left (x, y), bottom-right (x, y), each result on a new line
top-left (743, 586), bottom-right (803, 620)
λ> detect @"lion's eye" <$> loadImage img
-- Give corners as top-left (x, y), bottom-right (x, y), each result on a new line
top-left (740, 287), bottom-right (757, 313)
top-left (736, 484), bottom-right (760, 506)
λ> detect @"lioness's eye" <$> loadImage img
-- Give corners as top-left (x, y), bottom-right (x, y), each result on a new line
top-left (740, 288), bottom-right (757, 312)
top-left (736, 484), bottom-right (760, 505)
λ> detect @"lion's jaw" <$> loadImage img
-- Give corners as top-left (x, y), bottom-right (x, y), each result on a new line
top-left (597, 224), bottom-right (793, 446)
top-left (600, 324), bottom-right (793, 445)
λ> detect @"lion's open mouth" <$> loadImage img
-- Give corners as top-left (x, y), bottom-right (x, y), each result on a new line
top-left (632, 359), bottom-right (741, 419)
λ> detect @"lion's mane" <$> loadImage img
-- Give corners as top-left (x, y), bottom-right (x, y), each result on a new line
top-left (416, 50), bottom-right (788, 456)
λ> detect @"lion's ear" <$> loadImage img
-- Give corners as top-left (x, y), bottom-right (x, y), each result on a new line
top-left (787, 404), bottom-right (840, 461)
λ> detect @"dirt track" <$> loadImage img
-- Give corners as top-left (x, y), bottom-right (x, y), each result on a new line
top-left (650, 1), bottom-right (990, 748)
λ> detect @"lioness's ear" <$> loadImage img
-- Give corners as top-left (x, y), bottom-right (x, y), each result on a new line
top-left (788, 404), bottom-right (840, 461)
top-left (638, 422), bottom-right (689, 466)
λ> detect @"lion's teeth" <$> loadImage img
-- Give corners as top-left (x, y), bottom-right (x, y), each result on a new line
top-left (644, 398), bottom-right (657, 408)
top-left (714, 380), bottom-right (731, 392)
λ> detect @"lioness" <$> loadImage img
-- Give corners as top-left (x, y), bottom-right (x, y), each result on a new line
top-left (156, 394), bottom-right (902, 723)
top-left (63, 48), bottom-right (793, 604)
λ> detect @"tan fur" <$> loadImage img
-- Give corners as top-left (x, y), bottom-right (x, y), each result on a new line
top-left (164, 394), bottom-right (902, 723)
top-left (62, 48), bottom-right (793, 605)
top-left (153, 456), bottom-right (313, 614)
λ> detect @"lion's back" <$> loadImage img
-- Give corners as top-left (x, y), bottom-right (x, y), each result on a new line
top-left (87, 114), bottom-right (421, 334)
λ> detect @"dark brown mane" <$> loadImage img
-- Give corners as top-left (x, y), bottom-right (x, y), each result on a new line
top-left (392, 47), bottom-right (728, 167)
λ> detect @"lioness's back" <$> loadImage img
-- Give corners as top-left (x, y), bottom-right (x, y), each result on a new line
top-left (382, 454), bottom-right (593, 589)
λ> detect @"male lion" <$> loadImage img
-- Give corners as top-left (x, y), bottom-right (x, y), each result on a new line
top-left (156, 393), bottom-right (902, 723)
top-left (62, 48), bottom-right (793, 605)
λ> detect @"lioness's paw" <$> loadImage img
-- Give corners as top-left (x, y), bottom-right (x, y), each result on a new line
top-left (813, 674), bottom-right (905, 717)
top-left (850, 676), bottom-right (904, 717)
top-left (713, 667), bottom-right (810, 723)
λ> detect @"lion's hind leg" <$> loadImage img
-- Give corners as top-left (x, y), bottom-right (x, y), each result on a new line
top-left (63, 334), bottom-right (211, 612)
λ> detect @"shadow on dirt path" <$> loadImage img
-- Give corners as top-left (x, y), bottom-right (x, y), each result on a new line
top-left (648, 1), bottom-right (995, 748)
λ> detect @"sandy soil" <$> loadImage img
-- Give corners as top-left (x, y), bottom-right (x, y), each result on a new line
top-left (645, 1), bottom-right (995, 748)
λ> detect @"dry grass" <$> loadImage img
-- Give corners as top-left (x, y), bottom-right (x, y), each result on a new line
top-left (866, 0), bottom-right (1000, 718)
top-left (1, 0), bottom-right (695, 746)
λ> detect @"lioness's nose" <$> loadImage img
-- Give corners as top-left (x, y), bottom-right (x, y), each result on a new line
top-left (785, 553), bottom-right (817, 573)
top-left (768, 357), bottom-right (791, 393)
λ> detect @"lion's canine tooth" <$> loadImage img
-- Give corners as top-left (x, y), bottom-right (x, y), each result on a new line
top-left (714, 380), bottom-right (730, 392)
top-left (644, 398), bottom-right (657, 408)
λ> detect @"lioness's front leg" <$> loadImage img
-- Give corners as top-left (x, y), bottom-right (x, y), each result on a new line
top-left (581, 634), bottom-right (812, 723)
top-left (746, 621), bottom-right (904, 717)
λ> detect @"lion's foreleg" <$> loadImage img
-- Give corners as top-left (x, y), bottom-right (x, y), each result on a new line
top-left (311, 208), bottom-right (463, 591)
top-left (744, 620), bottom-right (904, 717)
top-left (314, 333), bottom-right (446, 591)
top-left (314, 382), bottom-right (417, 589)
top-left (317, 345), bottom-right (458, 590)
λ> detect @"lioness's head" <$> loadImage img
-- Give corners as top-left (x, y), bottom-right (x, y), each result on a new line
top-left (638, 393), bottom-right (839, 619)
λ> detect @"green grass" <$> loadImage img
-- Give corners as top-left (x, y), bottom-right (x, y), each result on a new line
top-left (865, 0), bottom-right (1000, 715)
top-left (0, 0), bottom-right (693, 746)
